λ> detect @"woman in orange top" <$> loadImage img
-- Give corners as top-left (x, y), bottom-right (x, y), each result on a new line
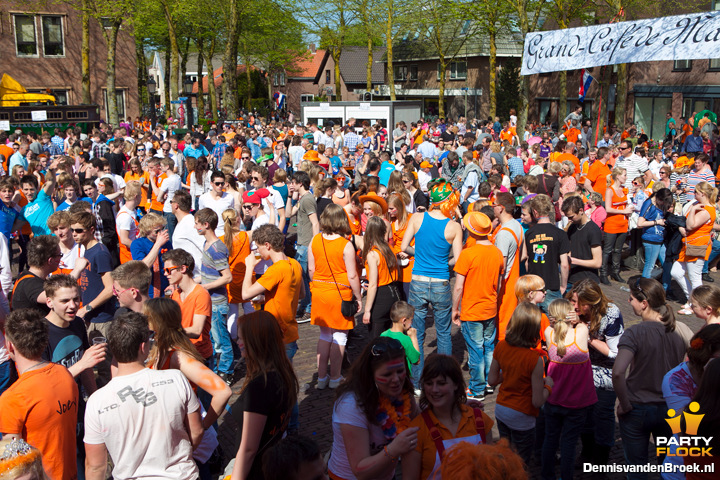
top-left (675, 181), bottom-right (718, 315)
top-left (309, 204), bottom-right (363, 389)
top-left (602, 167), bottom-right (633, 285)
top-left (220, 209), bottom-right (252, 340)
top-left (124, 158), bottom-right (150, 213)
top-left (362, 216), bottom-right (401, 338)
top-left (389, 194), bottom-right (414, 301)
top-left (344, 188), bottom-right (365, 236)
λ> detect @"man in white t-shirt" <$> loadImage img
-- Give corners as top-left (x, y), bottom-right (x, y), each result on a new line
top-left (249, 164), bottom-right (285, 232)
top-left (84, 311), bottom-right (203, 480)
top-left (171, 190), bottom-right (205, 280)
top-left (615, 140), bottom-right (652, 189)
top-left (157, 158), bottom-right (182, 238)
top-left (198, 171), bottom-right (235, 237)
top-left (116, 182), bottom-right (141, 264)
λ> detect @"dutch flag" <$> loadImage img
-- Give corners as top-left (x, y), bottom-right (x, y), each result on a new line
top-left (276, 93), bottom-right (286, 110)
top-left (579, 69), bottom-right (593, 101)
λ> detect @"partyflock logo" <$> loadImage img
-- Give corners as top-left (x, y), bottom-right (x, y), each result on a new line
top-left (656, 402), bottom-right (713, 457)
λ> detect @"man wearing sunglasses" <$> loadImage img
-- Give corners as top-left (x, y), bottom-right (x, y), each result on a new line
top-left (615, 141), bottom-right (652, 189)
top-left (198, 171), bottom-right (235, 237)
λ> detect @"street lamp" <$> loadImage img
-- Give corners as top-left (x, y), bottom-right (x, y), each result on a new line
top-left (147, 77), bottom-right (157, 130)
top-left (184, 76), bottom-right (194, 130)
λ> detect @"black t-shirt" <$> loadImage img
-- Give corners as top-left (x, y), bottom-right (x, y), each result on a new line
top-left (316, 197), bottom-right (333, 219)
top-left (11, 271), bottom-right (49, 315)
top-left (567, 219), bottom-right (603, 284)
top-left (43, 316), bottom-right (90, 370)
top-left (105, 152), bottom-right (126, 175)
top-left (441, 130), bottom-right (454, 143)
top-left (231, 371), bottom-right (290, 480)
top-left (524, 223), bottom-right (570, 291)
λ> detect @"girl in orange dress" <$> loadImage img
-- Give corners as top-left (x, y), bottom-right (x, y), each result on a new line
top-left (362, 216), bottom-right (401, 338)
top-left (602, 167), bottom-right (633, 284)
top-left (308, 204), bottom-right (362, 389)
top-left (123, 158), bottom-right (150, 213)
top-left (675, 181), bottom-right (718, 315)
top-left (388, 194), bottom-right (413, 300)
top-left (220, 209), bottom-right (252, 341)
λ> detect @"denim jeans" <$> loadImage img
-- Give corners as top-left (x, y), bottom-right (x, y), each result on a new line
top-left (540, 289), bottom-right (563, 314)
top-left (541, 403), bottom-right (591, 480)
top-left (210, 302), bottom-right (234, 375)
top-left (461, 318), bottom-right (495, 395)
top-left (295, 244), bottom-right (312, 314)
top-left (497, 418), bottom-right (535, 467)
top-left (285, 341), bottom-right (299, 433)
top-left (163, 211), bottom-right (178, 239)
top-left (642, 242), bottom-right (665, 279)
top-left (618, 402), bottom-right (673, 480)
top-left (409, 279), bottom-right (452, 387)
top-left (702, 238), bottom-right (720, 274)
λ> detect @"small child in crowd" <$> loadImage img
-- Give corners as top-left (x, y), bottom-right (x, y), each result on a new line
top-left (380, 301), bottom-right (420, 375)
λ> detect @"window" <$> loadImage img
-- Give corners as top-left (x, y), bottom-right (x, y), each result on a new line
top-left (300, 94), bottom-right (314, 103)
top-left (437, 61), bottom-right (467, 80)
top-left (634, 96), bottom-right (671, 141)
top-left (28, 88), bottom-right (68, 105)
top-left (273, 72), bottom-right (285, 86)
top-left (14, 15), bottom-right (38, 56)
top-left (710, 59), bottom-right (720, 70)
top-left (42, 16), bottom-right (64, 56)
top-left (673, 59), bottom-right (692, 71)
top-left (103, 89), bottom-right (126, 120)
top-left (325, 70), bottom-right (331, 83)
top-left (409, 65), bottom-right (418, 81)
top-left (394, 65), bottom-right (408, 81)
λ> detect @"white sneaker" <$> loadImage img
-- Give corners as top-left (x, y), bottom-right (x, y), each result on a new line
top-left (317, 375), bottom-right (330, 390)
top-left (329, 376), bottom-right (344, 389)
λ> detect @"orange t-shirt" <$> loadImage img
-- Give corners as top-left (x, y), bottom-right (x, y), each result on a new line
top-left (555, 153), bottom-right (580, 174)
top-left (0, 363), bottom-right (79, 480)
top-left (565, 128), bottom-right (581, 144)
top-left (365, 248), bottom-right (397, 287)
top-left (0, 144), bottom-right (14, 172)
top-left (16, 191), bottom-right (32, 235)
top-left (124, 171), bottom-right (151, 206)
top-left (391, 216), bottom-right (414, 283)
top-left (500, 127), bottom-right (516, 143)
top-left (221, 231), bottom-right (251, 304)
top-left (586, 160), bottom-right (611, 199)
top-left (604, 186), bottom-right (629, 234)
top-left (172, 283), bottom-right (213, 359)
top-left (345, 209), bottom-right (361, 236)
top-left (679, 205), bottom-right (716, 262)
top-left (150, 173), bottom-right (166, 211)
top-left (548, 151), bottom-right (562, 164)
top-left (453, 243), bottom-right (505, 321)
top-left (681, 123), bottom-right (693, 142)
top-left (409, 405), bottom-right (494, 480)
top-left (493, 340), bottom-right (544, 417)
top-left (258, 258), bottom-right (303, 344)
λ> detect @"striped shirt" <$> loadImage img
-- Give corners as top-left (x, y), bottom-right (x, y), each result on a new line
top-left (615, 154), bottom-right (648, 189)
top-left (686, 168), bottom-right (716, 195)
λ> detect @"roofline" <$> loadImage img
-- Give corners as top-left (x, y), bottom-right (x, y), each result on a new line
top-left (312, 50), bottom-right (333, 84)
top-left (389, 53), bottom-right (522, 62)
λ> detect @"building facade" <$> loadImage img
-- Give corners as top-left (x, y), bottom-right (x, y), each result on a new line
top-left (1, 1), bottom-right (139, 121)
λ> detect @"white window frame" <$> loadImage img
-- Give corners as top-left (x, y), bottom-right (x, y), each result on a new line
top-left (41, 15), bottom-right (65, 57)
top-left (710, 58), bottom-right (720, 70)
top-left (14, 14), bottom-right (39, 57)
top-left (437, 61), bottom-right (467, 80)
top-left (394, 65), bottom-right (408, 81)
top-left (300, 94), bottom-right (314, 103)
top-left (103, 89), bottom-right (127, 121)
top-left (674, 59), bottom-right (692, 71)
top-left (273, 72), bottom-right (286, 86)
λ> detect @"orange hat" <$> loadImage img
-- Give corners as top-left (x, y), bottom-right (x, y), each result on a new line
top-left (420, 161), bottom-right (432, 169)
top-left (675, 156), bottom-right (693, 169)
top-left (359, 192), bottom-right (388, 213)
top-left (463, 212), bottom-right (492, 236)
top-left (303, 150), bottom-right (319, 162)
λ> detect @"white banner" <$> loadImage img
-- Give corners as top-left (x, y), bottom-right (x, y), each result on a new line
top-left (521, 11), bottom-right (720, 75)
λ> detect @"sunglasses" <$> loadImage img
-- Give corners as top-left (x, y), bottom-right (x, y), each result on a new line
top-left (72, 228), bottom-right (86, 233)
top-left (137, 148), bottom-right (145, 152)
top-left (243, 204), bottom-right (256, 209)
top-left (112, 285), bottom-right (134, 296)
top-left (251, 176), bottom-right (262, 181)
top-left (632, 277), bottom-right (647, 299)
top-left (164, 266), bottom-right (181, 275)
top-left (214, 182), bottom-right (225, 186)
top-left (241, 156), bottom-right (250, 159)
top-left (532, 288), bottom-right (547, 294)
top-left (371, 338), bottom-right (404, 356)
top-left (659, 171), bottom-right (668, 175)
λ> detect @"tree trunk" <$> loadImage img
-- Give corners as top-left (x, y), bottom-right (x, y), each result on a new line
top-left (438, 57), bottom-right (446, 118)
top-left (180, 36), bottom-right (190, 87)
top-left (366, 36), bottom-right (373, 92)
top-left (333, 49), bottom-right (342, 101)
top-left (135, 34), bottom-right (149, 111)
top-left (386, 11), bottom-right (395, 100)
top-left (488, 31), bottom-right (497, 118)
top-left (81, 0), bottom-right (91, 104)
top-left (204, 39), bottom-right (218, 122)
top-left (616, 63), bottom-right (628, 130)
top-left (104, 21), bottom-right (121, 125)
top-left (559, 70), bottom-right (567, 127)
top-left (244, 43), bottom-right (252, 110)
top-left (163, 38), bottom-right (171, 116)
top-left (223, 0), bottom-right (241, 118)
top-left (162, 1), bottom-right (180, 111)
top-left (196, 38), bottom-right (205, 120)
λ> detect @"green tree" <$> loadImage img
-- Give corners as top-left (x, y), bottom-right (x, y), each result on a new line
top-left (496, 60), bottom-right (521, 120)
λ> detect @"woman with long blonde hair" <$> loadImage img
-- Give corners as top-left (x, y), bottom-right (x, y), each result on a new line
top-left (388, 193), bottom-right (413, 299)
top-left (221, 209), bottom-right (252, 342)
top-left (362, 216), bottom-right (400, 337)
top-left (602, 167), bottom-right (632, 285)
top-left (387, 171), bottom-right (411, 210)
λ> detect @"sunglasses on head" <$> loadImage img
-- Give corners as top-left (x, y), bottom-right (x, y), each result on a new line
top-left (371, 338), bottom-right (404, 356)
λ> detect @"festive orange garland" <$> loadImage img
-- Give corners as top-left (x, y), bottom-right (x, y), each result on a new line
top-left (377, 392), bottom-right (412, 439)
top-left (0, 449), bottom-right (41, 474)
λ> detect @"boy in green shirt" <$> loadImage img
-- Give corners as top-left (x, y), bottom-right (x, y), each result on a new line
top-left (380, 301), bottom-right (420, 374)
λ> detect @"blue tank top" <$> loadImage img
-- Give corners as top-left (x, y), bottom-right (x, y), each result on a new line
top-left (413, 214), bottom-right (452, 279)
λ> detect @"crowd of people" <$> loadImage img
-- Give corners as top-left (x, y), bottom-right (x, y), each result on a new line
top-left (0, 109), bottom-right (718, 480)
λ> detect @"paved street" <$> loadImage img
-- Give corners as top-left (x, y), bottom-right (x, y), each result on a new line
top-left (217, 265), bottom-right (709, 479)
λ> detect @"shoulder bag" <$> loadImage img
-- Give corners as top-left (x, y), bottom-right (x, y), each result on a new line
top-left (321, 237), bottom-right (359, 318)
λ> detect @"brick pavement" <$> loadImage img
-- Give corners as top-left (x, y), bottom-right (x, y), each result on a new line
top-left (217, 267), bottom-right (709, 480)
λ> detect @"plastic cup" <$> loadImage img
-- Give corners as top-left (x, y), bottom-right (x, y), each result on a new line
top-left (92, 337), bottom-right (107, 345)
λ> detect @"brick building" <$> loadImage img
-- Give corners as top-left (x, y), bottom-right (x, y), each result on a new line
top-left (0, 1), bottom-right (138, 121)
